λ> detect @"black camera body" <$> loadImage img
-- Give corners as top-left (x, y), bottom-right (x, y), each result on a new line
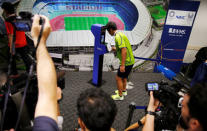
top-left (146, 81), bottom-right (182, 130)
top-left (146, 81), bottom-right (181, 108)
top-left (6, 11), bottom-right (44, 32)
top-left (5, 12), bottom-right (33, 32)
top-left (13, 12), bottom-right (33, 32)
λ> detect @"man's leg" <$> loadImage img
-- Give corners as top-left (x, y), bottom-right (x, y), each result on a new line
top-left (111, 75), bottom-right (124, 100)
top-left (116, 75), bottom-right (123, 97)
top-left (123, 78), bottom-right (127, 91)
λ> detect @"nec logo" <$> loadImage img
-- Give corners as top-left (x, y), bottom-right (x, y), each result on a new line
top-left (176, 16), bottom-right (185, 19)
top-left (168, 28), bottom-right (186, 35)
top-left (168, 11), bottom-right (185, 20)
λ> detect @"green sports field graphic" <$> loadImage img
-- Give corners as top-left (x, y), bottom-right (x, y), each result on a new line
top-left (64, 17), bottom-right (109, 30)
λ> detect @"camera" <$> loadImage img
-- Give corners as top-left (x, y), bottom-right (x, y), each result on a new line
top-left (145, 81), bottom-right (183, 130)
top-left (145, 81), bottom-right (181, 107)
top-left (14, 12), bottom-right (33, 32)
top-left (6, 11), bottom-right (44, 32)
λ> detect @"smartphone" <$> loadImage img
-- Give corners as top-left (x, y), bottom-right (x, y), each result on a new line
top-left (146, 83), bottom-right (159, 91)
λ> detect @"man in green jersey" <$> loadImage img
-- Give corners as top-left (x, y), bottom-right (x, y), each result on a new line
top-left (105, 21), bottom-right (135, 101)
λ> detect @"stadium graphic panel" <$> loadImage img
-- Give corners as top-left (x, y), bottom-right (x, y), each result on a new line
top-left (32, 0), bottom-right (139, 31)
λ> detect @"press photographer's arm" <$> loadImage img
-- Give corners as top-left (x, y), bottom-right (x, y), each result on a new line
top-left (31, 15), bottom-right (58, 122)
top-left (142, 91), bottom-right (159, 131)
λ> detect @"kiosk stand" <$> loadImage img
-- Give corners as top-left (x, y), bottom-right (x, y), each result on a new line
top-left (91, 24), bottom-right (108, 86)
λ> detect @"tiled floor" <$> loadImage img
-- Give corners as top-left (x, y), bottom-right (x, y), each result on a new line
top-left (59, 71), bottom-right (170, 131)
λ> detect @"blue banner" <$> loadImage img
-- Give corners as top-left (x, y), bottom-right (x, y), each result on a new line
top-left (155, 0), bottom-right (200, 73)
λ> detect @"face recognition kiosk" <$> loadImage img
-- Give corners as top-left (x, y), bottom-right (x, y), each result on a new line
top-left (91, 24), bottom-right (108, 86)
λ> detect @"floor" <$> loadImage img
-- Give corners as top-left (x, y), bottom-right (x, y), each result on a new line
top-left (59, 71), bottom-right (170, 131)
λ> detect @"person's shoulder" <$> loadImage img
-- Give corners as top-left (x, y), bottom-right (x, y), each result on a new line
top-left (117, 32), bottom-right (127, 39)
top-left (33, 116), bottom-right (59, 131)
top-left (115, 32), bottom-right (123, 39)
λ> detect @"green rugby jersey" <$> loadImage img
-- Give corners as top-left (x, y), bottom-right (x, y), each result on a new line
top-left (115, 32), bottom-right (135, 66)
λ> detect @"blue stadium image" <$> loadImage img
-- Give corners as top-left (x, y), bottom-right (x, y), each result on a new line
top-left (33, 0), bottom-right (139, 31)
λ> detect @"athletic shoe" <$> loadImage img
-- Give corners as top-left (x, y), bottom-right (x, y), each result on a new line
top-left (126, 83), bottom-right (134, 90)
top-left (111, 94), bottom-right (124, 101)
top-left (115, 90), bottom-right (127, 96)
top-left (128, 81), bottom-right (134, 86)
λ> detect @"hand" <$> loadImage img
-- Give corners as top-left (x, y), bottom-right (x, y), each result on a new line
top-left (112, 46), bottom-right (116, 51)
top-left (57, 87), bottom-right (62, 100)
top-left (147, 91), bottom-right (160, 112)
top-left (31, 15), bottom-right (52, 47)
top-left (10, 47), bottom-right (14, 55)
top-left (120, 65), bottom-right (125, 72)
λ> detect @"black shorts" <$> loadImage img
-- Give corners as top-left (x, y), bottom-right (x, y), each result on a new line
top-left (117, 65), bottom-right (133, 79)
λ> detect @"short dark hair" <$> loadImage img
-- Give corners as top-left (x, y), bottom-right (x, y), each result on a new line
top-left (188, 84), bottom-right (207, 131)
top-left (105, 21), bottom-right (117, 32)
top-left (77, 88), bottom-right (117, 131)
top-left (1, 2), bottom-right (15, 14)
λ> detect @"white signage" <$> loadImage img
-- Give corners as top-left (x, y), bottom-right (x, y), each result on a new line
top-left (168, 28), bottom-right (186, 34)
top-left (166, 10), bottom-right (196, 27)
top-left (168, 28), bottom-right (186, 37)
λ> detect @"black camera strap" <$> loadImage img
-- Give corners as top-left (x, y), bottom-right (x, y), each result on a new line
top-left (36, 18), bottom-right (45, 50)
top-left (14, 23), bottom-right (45, 130)
top-left (0, 26), bottom-right (17, 131)
top-left (0, 64), bottom-right (12, 131)
top-left (14, 63), bottom-right (34, 130)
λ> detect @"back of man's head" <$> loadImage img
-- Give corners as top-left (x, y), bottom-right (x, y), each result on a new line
top-left (188, 84), bottom-right (207, 131)
top-left (1, 2), bottom-right (15, 14)
top-left (105, 21), bottom-right (117, 32)
top-left (77, 88), bottom-right (117, 131)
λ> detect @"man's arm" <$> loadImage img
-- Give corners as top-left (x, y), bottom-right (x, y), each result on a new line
top-left (8, 34), bottom-right (13, 53)
top-left (142, 92), bottom-right (159, 131)
top-left (31, 15), bottom-right (57, 122)
top-left (5, 22), bottom-right (14, 54)
top-left (125, 116), bottom-right (146, 131)
top-left (120, 48), bottom-right (127, 72)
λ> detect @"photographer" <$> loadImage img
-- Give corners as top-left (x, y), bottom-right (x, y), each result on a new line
top-left (142, 91), bottom-right (159, 131)
top-left (142, 84), bottom-right (207, 131)
top-left (1, 14), bottom-right (63, 131)
top-left (1, 2), bottom-right (32, 77)
top-left (31, 15), bottom-right (58, 130)
top-left (77, 88), bottom-right (117, 131)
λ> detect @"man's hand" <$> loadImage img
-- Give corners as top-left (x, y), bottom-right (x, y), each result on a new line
top-left (31, 15), bottom-right (52, 47)
top-left (147, 91), bottom-right (160, 112)
top-left (112, 46), bottom-right (116, 51)
top-left (120, 65), bottom-right (125, 72)
top-left (57, 87), bottom-right (62, 100)
top-left (10, 47), bottom-right (14, 55)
